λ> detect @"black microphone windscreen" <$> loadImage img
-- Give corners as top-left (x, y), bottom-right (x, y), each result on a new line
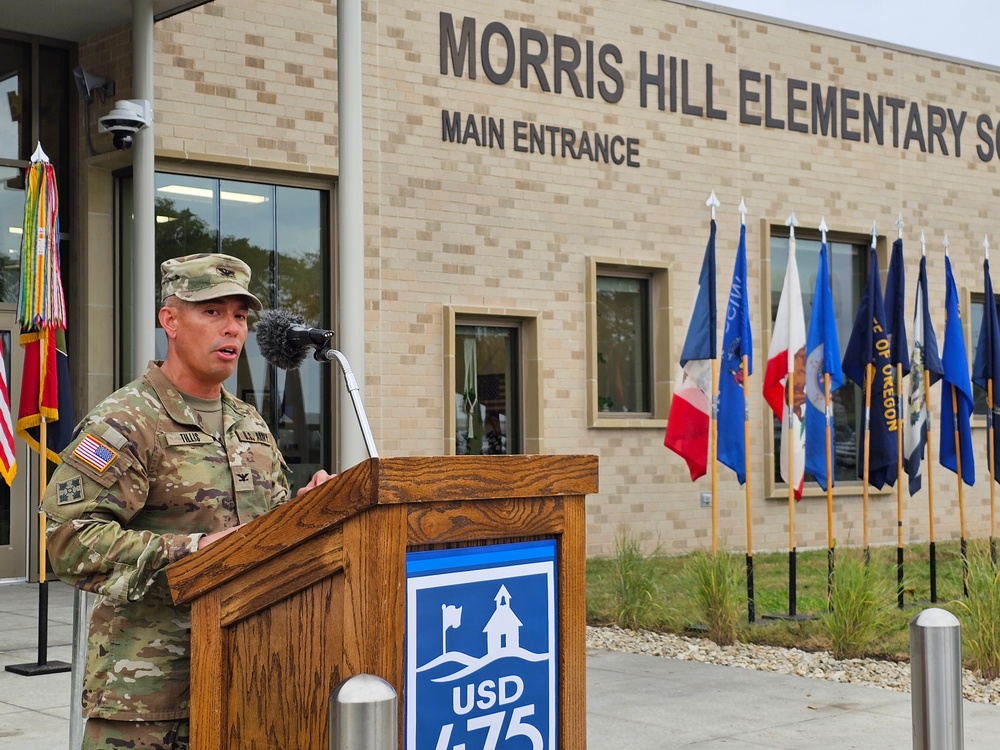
top-left (256, 308), bottom-right (310, 370)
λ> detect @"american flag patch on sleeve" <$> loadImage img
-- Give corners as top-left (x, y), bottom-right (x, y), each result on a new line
top-left (72, 434), bottom-right (118, 473)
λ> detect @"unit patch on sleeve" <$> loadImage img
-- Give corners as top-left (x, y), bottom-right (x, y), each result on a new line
top-left (56, 476), bottom-right (85, 506)
top-left (72, 434), bottom-right (118, 474)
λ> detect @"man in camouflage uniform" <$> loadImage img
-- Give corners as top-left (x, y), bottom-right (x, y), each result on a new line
top-left (42, 253), bottom-right (332, 750)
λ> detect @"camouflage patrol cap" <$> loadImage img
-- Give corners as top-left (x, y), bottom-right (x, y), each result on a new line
top-left (160, 253), bottom-right (262, 311)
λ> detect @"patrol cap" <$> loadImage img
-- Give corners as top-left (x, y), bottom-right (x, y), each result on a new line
top-left (160, 253), bottom-right (262, 311)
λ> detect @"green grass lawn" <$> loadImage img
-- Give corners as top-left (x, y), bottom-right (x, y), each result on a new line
top-left (586, 540), bottom-right (974, 660)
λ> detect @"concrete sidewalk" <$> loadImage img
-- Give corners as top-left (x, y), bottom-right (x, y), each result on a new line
top-left (3, 580), bottom-right (999, 749)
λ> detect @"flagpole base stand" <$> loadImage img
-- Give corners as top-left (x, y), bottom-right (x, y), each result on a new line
top-left (5, 660), bottom-right (71, 676)
top-left (761, 612), bottom-right (818, 622)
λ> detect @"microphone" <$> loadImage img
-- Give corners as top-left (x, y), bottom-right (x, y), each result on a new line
top-left (255, 308), bottom-right (335, 370)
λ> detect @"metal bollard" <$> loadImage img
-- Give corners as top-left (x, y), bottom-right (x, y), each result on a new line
top-left (910, 607), bottom-right (964, 750)
top-left (329, 673), bottom-right (397, 750)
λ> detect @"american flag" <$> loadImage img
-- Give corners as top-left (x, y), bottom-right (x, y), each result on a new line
top-left (72, 434), bottom-right (116, 473)
top-left (0, 338), bottom-right (15, 485)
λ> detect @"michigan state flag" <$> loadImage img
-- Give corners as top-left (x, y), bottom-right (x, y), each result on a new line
top-left (904, 255), bottom-right (943, 495)
top-left (717, 223), bottom-right (752, 484)
top-left (940, 255), bottom-right (975, 486)
top-left (842, 248), bottom-right (898, 489)
top-left (804, 241), bottom-right (843, 490)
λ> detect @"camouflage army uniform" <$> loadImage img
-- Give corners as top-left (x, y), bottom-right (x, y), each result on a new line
top-left (42, 361), bottom-right (289, 721)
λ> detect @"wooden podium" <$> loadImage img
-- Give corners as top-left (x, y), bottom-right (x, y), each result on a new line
top-left (167, 454), bottom-right (598, 749)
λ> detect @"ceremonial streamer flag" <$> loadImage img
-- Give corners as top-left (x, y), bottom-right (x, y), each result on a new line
top-left (883, 238), bottom-right (911, 376)
top-left (804, 241), bottom-right (844, 490)
top-left (14, 155), bottom-right (74, 463)
top-left (717, 223), bottom-right (752, 484)
top-left (904, 256), bottom-right (943, 495)
top-left (842, 248), bottom-right (898, 488)
top-left (973, 256), bottom-right (1000, 483)
top-left (940, 255), bottom-right (975, 486)
top-left (763, 234), bottom-right (806, 499)
top-left (664, 220), bottom-right (717, 480)
top-left (0, 338), bottom-right (15, 485)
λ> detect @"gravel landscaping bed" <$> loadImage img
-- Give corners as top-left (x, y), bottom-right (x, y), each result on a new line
top-left (586, 625), bottom-right (1000, 704)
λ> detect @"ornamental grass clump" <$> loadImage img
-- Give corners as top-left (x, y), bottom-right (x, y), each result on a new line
top-left (686, 550), bottom-right (743, 646)
top-left (609, 526), bottom-right (661, 630)
top-left (822, 549), bottom-right (893, 659)
top-left (954, 546), bottom-right (1000, 681)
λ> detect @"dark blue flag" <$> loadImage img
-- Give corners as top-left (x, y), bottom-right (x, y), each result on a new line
top-left (883, 238), bottom-right (911, 375)
top-left (680, 219), bottom-right (718, 364)
top-left (903, 255), bottom-right (943, 496)
top-left (940, 255), bottom-right (975, 486)
top-left (972, 257), bottom-right (1000, 484)
top-left (804, 241), bottom-right (844, 490)
top-left (842, 248), bottom-right (898, 489)
top-left (718, 223), bottom-right (752, 484)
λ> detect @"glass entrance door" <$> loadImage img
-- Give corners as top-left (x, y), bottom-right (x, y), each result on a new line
top-left (0, 316), bottom-right (28, 581)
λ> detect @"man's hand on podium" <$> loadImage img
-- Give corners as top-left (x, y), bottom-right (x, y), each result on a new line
top-left (296, 469), bottom-right (336, 497)
top-left (197, 525), bottom-right (244, 550)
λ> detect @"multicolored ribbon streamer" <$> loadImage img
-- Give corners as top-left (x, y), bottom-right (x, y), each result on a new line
top-left (18, 160), bottom-right (66, 331)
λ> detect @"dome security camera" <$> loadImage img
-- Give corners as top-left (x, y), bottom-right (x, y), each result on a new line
top-left (98, 99), bottom-right (152, 150)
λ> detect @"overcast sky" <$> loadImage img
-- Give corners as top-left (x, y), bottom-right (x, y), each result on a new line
top-left (700, 0), bottom-right (999, 68)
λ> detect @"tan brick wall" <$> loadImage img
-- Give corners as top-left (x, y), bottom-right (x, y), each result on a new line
top-left (76, 0), bottom-right (1000, 556)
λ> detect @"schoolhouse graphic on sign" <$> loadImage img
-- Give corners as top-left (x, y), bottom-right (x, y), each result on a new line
top-left (485, 585), bottom-right (522, 651)
top-left (417, 583), bottom-right (546, 682)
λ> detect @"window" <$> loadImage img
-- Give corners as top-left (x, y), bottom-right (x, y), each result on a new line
top-left (596, 274), bottom-right (650, 414)
top-left (768, 233), bottom-right (868, 488)
top-left (445, 306), bottom-right (541, 456)
top-left (970, 292), bottom-right (998, 416)
top-left (588, 259), bottom-right (669, 425)
top-left (121, 172), bottom-right (330, 492)
top-left (455, 323), bottom-right (520, 455)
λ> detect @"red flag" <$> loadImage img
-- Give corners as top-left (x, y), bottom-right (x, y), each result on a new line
top-left (0, 337), bottom-right (15, 485)
top-left (764, 234), bottom-right (807, 499)
top-left (15, 328), bottom-right (71, 464)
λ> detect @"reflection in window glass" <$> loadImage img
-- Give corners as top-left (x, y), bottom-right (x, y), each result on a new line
top-left (140, 173), bottom-right (329, 493)
top-left (456, 324), bottom-right (520, 455)
top-left (0, 165), bottom-right (23, 303)
top-left (0, 41), bottom-right (29, 161)
top-left (596, 274), bottom-right (650, 414)
top-left (770, 236), bottom-right (866, 485)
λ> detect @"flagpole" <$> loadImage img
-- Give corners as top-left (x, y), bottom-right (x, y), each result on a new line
top-left (742, 354), bottom-right (755, 623)
top-left (708, 190), bottom-right (720, 556)
top-left (951, 384), bottom-right (968, 596)
top-left (988, 237), bottom-right (997, 568)
top-left (924, 366), bottom-right (938, 602)
top-left (989, 378), bottom-right (996, 567)
top-left (863, 363), bottom-right (873, 563)
top-left (786, 213), bottom-right (799, 618)
top-left (920, 234), bottom-right (939, 602)
top-left (711, 358), bottom-right (719, 555)
top-left (6, 148), bottom-right (70, 678)
top-left (819, 219), bottom-right (836, 610)
top-left (786, 374), bottom-right (797, 617)
top-left (892, 216), bottom-right (906, 608)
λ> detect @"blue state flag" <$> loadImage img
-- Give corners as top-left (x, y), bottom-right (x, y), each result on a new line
top-left (883, 237), bottom-right (911, 375)
top-left (717, 223), bottom-right (753, 484)
top-left (842, 248), bottom-right (898, 489)
top-left (940, 255), bottom-right (975, 486)
top-left (804, 241), bottom-right (844, 490)
top-left (972, 257), bottom-right (1000, 483)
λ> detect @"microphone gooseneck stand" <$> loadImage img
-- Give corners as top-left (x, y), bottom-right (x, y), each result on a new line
top-left (313, 345), bottom-right (378, 459)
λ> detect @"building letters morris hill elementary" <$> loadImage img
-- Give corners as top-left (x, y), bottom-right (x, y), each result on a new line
top-left (437, 11), bottom-right (1000, 165)
top-left (8, 0), bottom-right (1000, 584)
